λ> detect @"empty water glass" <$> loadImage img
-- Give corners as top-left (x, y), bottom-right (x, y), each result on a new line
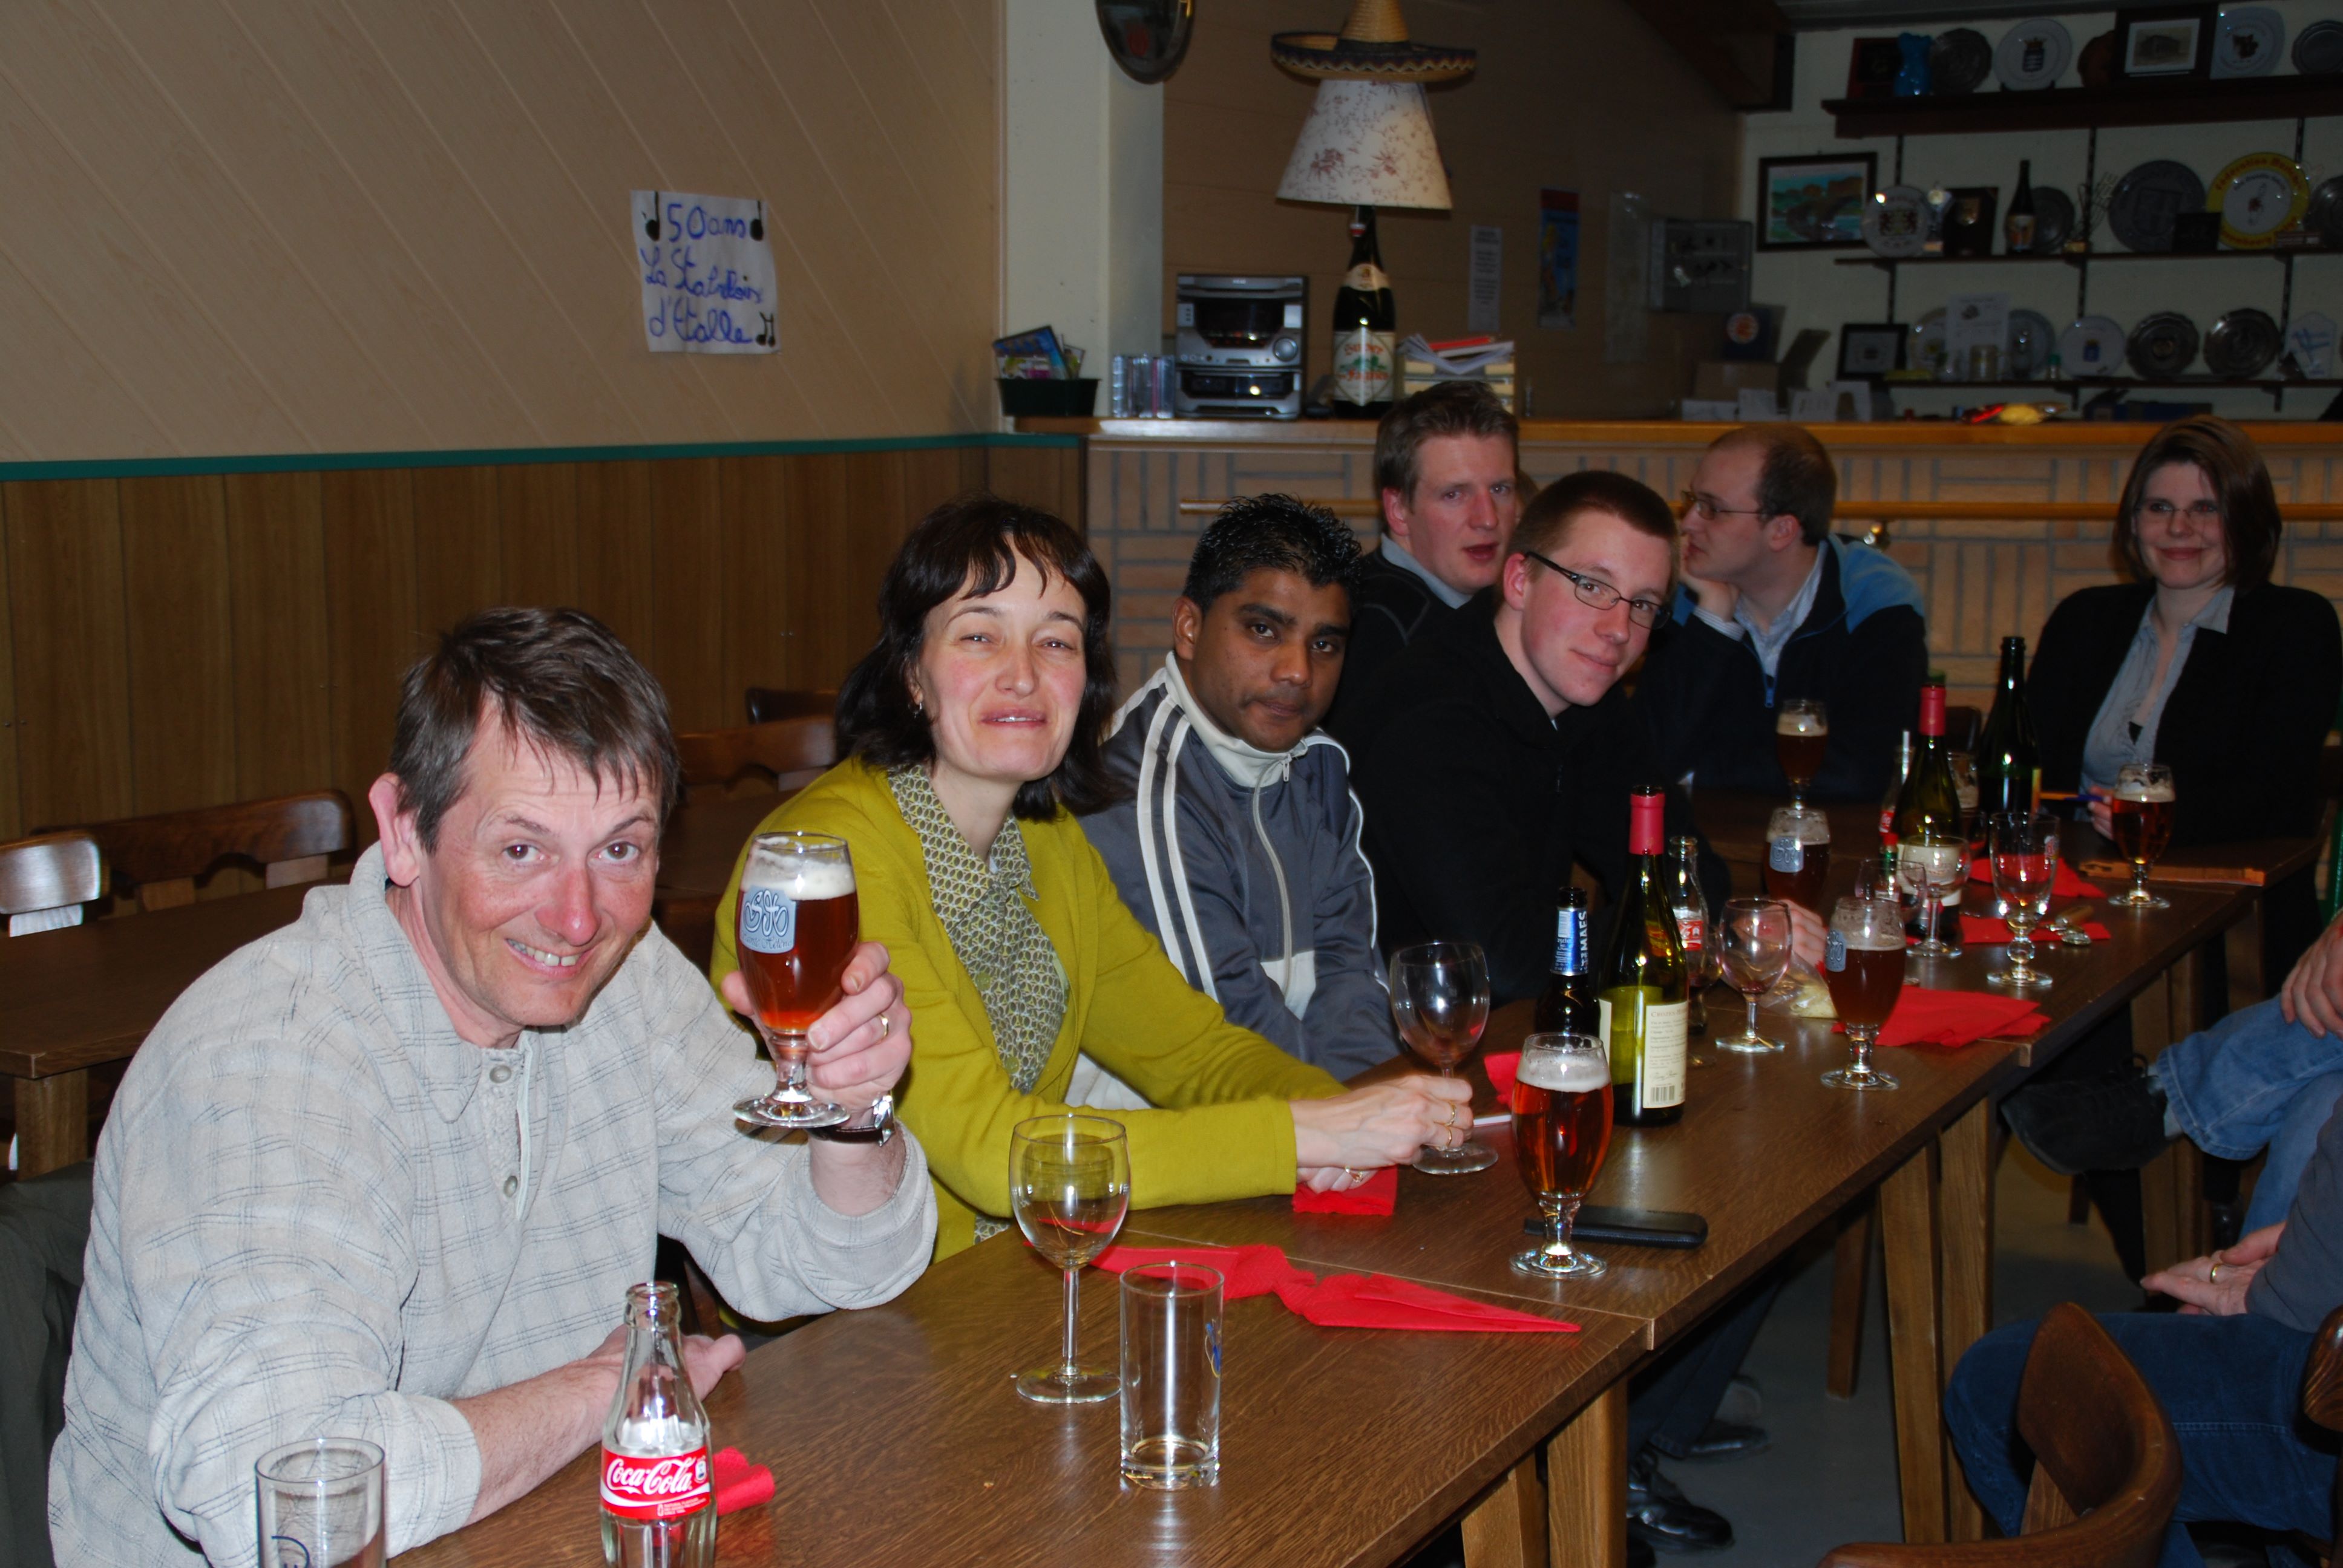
top-left (257, 1438), bottom-right (385, 1568)
top-left (1119, 1263), bottom-right (1224, 1489)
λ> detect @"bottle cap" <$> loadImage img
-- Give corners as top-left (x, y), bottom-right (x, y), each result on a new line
top-left (1629, 786), bottom-right (1666, 856)
top-left (1919, 683), bottom-right (1947, 737)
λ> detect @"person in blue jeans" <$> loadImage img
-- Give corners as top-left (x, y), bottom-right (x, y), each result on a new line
top-left (2004, 906), bottom-right (2343, 1231)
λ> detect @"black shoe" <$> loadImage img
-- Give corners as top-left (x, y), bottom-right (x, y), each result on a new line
top-left (1628, 1537), bottom-right (1658, 1568)
top-left (1670, 1419), bottom-right (1769, 1461)
top-left (2002, 1065), bottom-right (2171, 1177)
top-left (1626, 1449), bottom-right (1734, 1553)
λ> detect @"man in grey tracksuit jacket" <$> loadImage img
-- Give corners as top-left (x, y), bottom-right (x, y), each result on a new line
top-left (1082, 654), bottom-right (1398, 1083)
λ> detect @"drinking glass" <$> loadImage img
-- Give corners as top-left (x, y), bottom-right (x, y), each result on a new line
top-left (1119, 1263), bottom-right (1224, 1488)
top-left (257, 1439), bottom-right (384, 1568)
top-left (1898, 832), bottom-right (1968, 961)
top-left (1389, 941), bottom-right (1496, 1175)
top-left (1762, 805), bottom-right (1832, 913)
top-left (1776, 698), bottom-right (1828, 809)
top-left (1012, 1114), bottom-right (1131, 1403)
top-left (1509, 1032), bottom-right (1614, 1278)
top-left (1715, 898), bottom-right (1793, 1053)
top-left (1988, 812), bottom-right (2059, 990)
top-left (1822, 896), bottom-right (1904, 1091)
top-left (733, 832), bottom-right (856, 1130)
top-left (2108, 762), bottom-right (2175, 910)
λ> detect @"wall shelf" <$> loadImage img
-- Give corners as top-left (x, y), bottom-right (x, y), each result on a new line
top-left (1890, 374), bottom-right (2343, 410)
top-left (1822, 78), bottom-right (2343, 139)
top-left (1834, 249), bottom-right (2325, 270)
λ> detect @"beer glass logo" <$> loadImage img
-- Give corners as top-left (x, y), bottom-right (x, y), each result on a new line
top-left (1768, 835), bottom-right (1804, 875)
top-left (1826, 929), bottom-right (1847, 972)
top-left (741, 886), bottom-right (798, 955)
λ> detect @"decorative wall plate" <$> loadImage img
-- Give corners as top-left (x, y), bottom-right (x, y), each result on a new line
top-left (2028, 188), bottom-right (2076, 253)
top-left (1929, 28), bottom-right (1994, 94)
top-left (2205, 308), bottom-right (2281, 379)
top-left (1994, 18), bottom-right (2074, 88)
top-left (2128, 312), bottom-right (2201, 378)
top-left (2108, 160), bottom-right (2206, 252)
top-left (2208, 152), bottom-right (2309, 249)
top-left (1863, 185), bottom-right (1932, 258)
top-left (2212, 7), bottom-right (2284, 78)
top-left (2293, 19), bottom-right (2343, 75)
top-left (2007, 309), bottom-right (2057, 379)
top-left (2057, 315), bottom-right (2127, 375)
top-left (2307, 177), bottom-right (2343, 247)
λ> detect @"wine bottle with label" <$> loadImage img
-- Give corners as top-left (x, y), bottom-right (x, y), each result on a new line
top-left (1599, 787), bottom-right (1688, 1127)
top-left (1892, 681), bottom-right (1966, 947)
top-left (1662, 834), bottom-right (1711, 1033)
top-left (1976, 636), bottom-right (2040, 818)
top-left (1331, 205), bottom-right (1395, 416)
top-left (2005, 160), bottom-right (2037, 254)
top-left (1535, 886), bottom-right (1598, 1036)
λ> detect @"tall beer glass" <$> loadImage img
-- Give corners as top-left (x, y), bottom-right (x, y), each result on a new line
top-left (2108, 762), bottom-right (2175, 910)
top-left (1777, 699), bottom-right (1827, 809)
top-left (1763, 805), bottom-right (1832, 912)
top-left (1510, 1033), bottom-right (1613, 1279)
top-left (1988, 811), bottom-right (2059, 990)
top-left (732, 832), bottom-right (857, 1130)
top-left (1823, 894), bottom-right (1904, 1091)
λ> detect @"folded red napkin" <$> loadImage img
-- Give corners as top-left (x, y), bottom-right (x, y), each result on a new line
top-left (711, 1447), bottom-right (773, 1517)
top-left (1094, 1243), bottom-right (1316, 1299)
top-left (1095, 1243), bottom-right (1577, 1332)
top-left (1959, 914), bottom-right (2111, 945)
top-left (1847, 987), bottom-right (2048, 1049)
top-left (1485, 1051), bottom-right (1519, 1099)
top-left (1293, 1164), bottom-right (1398, 1216)
top-left (1278, 1271), bottom-right (1578, 1334)
top-left (1969, 859), bottom-right (2102, 898)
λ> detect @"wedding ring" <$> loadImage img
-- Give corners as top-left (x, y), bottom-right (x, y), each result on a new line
top-left (877, 1011), bottom-right (893, 1040)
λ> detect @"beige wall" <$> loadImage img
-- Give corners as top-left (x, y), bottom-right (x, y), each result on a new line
top-left (1162, 1), bottom-right (1744, 419)
top-left (0, 0), bottom-right (998, 461)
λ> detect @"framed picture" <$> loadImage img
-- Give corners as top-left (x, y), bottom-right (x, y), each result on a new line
top-left (1757, 154), bottom-right (1878, 250)
top-left (1846, 36), bottom-right (1904, 100)
top-left (1837, 323), bottom-right (1904, 380)
top-left (2118, 7), bottom-right (2212, 77)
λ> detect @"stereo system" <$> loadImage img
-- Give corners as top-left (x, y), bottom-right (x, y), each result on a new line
top-left (1173, 273), bottom-right (1305, 419)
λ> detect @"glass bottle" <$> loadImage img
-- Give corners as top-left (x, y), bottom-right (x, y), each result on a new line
top-left (1599, 787), bottom-right (1689, 1128)
top-left (1535, 886), bottom-right (1598, 1036)
top-left (1976, 636), bottom-right (2040, 818)
top-left (1330, 206), bottom-right (1396, 415)
top-left (601, 1282), bottom-right (715, 1568)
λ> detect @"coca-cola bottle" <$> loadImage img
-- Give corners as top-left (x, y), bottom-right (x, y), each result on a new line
top-left (600, 1282), bottom-right (715, 1568)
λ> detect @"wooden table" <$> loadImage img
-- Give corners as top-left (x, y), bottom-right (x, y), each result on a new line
top-left (1, 793), bottom-right (787, 1177)
top-left (402, 1222), bottom-right (1651, 1568)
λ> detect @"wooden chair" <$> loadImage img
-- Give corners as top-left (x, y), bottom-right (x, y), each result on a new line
top-left (1817, 1302), bottom-right (2180, 1567)
top-left (2301, 1302), bottom-right (2343, 1546)
top-left (744, 687), bottom-right (838, 726)
top-left (0, 831), bottom-right (103, 935)
top-left (675, 717), bottom-right (837, 794)
top-left (79, 791), bottom-right (352, 912)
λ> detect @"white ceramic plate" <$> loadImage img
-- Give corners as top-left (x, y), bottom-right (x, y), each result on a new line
top-left (1863, 185), bottom-right (1932, 259)
top-left (1994, 18), bottom-right (2073, 89)
top-left (2213, 7), bottom-right (2284, 77)
top-left (2058, 315), bottom-right (2127, 376)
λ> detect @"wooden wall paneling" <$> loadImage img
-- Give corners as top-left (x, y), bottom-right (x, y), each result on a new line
top-left (647, 459), bottom-right (726, 733)
top-left (118, 476), bottom-right (237, 817)
top-left (4, 480), bottom-right (133, 832)
top-left (0, 501), bottom-right (16, 840)
top-left (789, 453), bottom-right (889, 688)
top-left (410, 465), bottom-right (503, 637)
top-left (224, 472), bottom-right (330, 802)
top-left (719, 455), bottom-right (797, 707)
top-left (497, 462), bottom-right (580, 611)
top-left (574, 459), bottom-right (658, 665)
top-left (322, 469), bottom-right (419, 845)
top-left (986, 445), bottom-right (1084, 528)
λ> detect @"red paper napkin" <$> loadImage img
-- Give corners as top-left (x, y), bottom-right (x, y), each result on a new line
top-left (1970, 859), bottom-right (2102, 898)
top-left (1094, 1243), bottom-right (1316, 1299)
top-left (1850, 987), bottom-right (2048, 1049)
top-left (1294, 1165), bottom-right (1398, 1216)
top-left (1485, 1051), bottom-right (1519, 1099)
top-left (712, 1447), bottom-right (773, 1517)
top-left (1279, 1271), bottom-right (1576, 1334)
top-left (1959, 914), bottom-right (2111, 945)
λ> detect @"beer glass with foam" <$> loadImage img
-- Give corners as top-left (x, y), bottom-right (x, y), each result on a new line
top-left (733, 832), bottom-right (857, 1130)
top-left (2108, 762), bottom-right (2175, 910)
top-left (1763, 805), bottom-right (1832, 913)
top-left (1509, 1033), bottom-right (1614, 1279)
top-left (1777, 699), bottom-right (1828, 809)
top-left (1823, 895), bottom-right (1904, 1091)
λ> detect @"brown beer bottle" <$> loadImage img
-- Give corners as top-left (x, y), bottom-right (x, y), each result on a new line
top-left (1535, 887), bottom-right (1598, 1036)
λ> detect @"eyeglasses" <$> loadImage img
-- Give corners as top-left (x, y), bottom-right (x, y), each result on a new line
top-left (1519, 549), bottom-right (1667, 627)
top-left (1680, 489), bottom-right (1768, 522)
top-left (2134, 500), bottom-right (2223, 528)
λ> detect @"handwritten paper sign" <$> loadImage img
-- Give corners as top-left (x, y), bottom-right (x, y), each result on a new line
top-left (633, 191), bottom-right (777, 354)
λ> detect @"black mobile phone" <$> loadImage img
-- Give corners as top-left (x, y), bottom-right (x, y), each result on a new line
top-left (1524, 1206), bottom-right (1708, 1249)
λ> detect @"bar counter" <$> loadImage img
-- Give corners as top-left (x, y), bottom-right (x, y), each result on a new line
top-left (1020, 416), bottom-right (2343, 702)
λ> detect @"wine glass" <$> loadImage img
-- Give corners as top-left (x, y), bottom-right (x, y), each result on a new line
top-left (1509, 1033), bottom-right (1613, 1279)
top-left (1776, 698), bottom-right (1828, 810)
top-left (1011, 1114), bottom-right (1131, 1404)
top-left (1716, 898), bottom-right (1792, 1053)
top-left (1898, 831), bottom-right (1967, 961)
top-left (1988, 812), bottom-right (2059, 990)
top-left (733, 832), bottom-right (857, 1130)
top-left (1822, 896), bottom-right (1904, 1091)
top-left (2108, 762), bottom-right (2175, 910)
top-left (1389, 941), bottom-right (1496, 1175)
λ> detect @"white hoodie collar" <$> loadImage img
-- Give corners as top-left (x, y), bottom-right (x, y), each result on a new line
top-left (1160, 654), bottom-right (1304, 790)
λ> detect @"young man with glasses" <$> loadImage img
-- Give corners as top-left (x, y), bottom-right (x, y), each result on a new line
top-left (1636, 423), bottom-right (1927, 802)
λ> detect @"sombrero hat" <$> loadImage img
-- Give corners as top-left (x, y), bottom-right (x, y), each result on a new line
top-left (1271, 0), bottom-right (1476, 83)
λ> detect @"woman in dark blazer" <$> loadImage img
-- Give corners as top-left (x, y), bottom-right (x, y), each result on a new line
top-left (2030, 415), bottom-right (2341, 976)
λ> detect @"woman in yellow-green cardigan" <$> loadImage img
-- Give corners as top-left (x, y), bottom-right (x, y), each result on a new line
top-left (711, 495), bottom-right (1466, 1259)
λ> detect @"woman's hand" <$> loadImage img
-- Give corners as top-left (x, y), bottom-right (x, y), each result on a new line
top-left (2087, 795), bottom-right (2114, 839)
top-left (2141, 1221), bottom-right (2284, 1315)
top-left (1785, 902), bottom-right (1827, 970)
top-left (721, 939), bottom-right (910, 1116)
top-left (1290, 1076), bottom-right (1474, 1177)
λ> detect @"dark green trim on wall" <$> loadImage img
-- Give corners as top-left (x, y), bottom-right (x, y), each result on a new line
top-left (0, 431), bottom-right (1080, 483)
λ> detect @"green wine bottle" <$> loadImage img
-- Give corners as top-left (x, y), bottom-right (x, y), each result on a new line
top-left (1599, 786), bottom-right (1689, 1127)
top-left (1976, 636), bottom-right (2040, 818)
